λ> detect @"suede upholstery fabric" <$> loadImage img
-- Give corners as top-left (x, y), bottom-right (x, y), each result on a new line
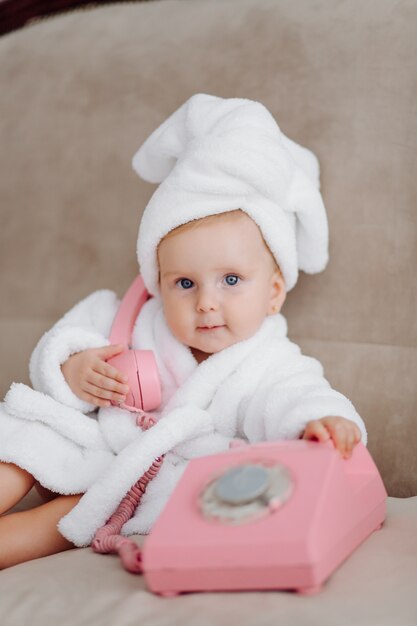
top-left (3, 489), bottom-right (417, 626)
top-left (0, 1), bottom-right (416, 623)
top-left (1, 0), bottom-right (416, 497)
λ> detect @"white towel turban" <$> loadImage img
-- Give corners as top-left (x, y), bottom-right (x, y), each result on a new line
top-left (133, 93), bottom-right (329, 295)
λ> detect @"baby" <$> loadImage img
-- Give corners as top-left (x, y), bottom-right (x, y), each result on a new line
top-left (0, 94), bottom-right (365, 568)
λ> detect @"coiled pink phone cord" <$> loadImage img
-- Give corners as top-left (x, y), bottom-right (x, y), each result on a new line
top-left (91, 411), bottom-right (164, 573)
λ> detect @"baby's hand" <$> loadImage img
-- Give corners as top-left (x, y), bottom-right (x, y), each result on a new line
top-left (61, 345), bottom-right (130, 408)
top-left (301, 416), bottom-right (362, 459)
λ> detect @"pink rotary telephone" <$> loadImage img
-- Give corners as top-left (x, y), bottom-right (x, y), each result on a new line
top-left (106, 275), bottom-right (161, 412)
top-left (142, 439), bottom-right (387, 596)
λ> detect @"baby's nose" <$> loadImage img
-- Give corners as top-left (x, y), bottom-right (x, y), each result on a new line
top-left (196, 286), bottom-right (219, 312)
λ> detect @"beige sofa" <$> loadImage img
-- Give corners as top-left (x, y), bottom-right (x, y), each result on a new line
top-left (1, 1), bottom-right (416, 623)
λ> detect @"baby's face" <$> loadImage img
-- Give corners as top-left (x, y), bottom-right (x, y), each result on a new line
top-left (157, 212), bottom-right (286, 363)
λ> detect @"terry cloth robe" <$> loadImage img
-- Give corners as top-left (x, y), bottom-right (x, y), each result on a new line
top-left (0, 289), bottom-right (367, 547)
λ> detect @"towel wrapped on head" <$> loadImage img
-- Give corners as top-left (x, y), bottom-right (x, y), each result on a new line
top-left (133, 93), bottom-right (329, 295)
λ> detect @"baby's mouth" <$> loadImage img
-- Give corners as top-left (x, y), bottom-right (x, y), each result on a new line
top-left (197, 325), bottom-right (225, 332)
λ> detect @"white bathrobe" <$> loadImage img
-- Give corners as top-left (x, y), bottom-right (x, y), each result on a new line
top-left (0, 289), bottom-right (367, 547)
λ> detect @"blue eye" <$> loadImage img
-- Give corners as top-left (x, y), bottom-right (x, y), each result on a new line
top-left (224, 274), bottom-right (240, 286)
top-left (177, 278), bottom-right (194, 289)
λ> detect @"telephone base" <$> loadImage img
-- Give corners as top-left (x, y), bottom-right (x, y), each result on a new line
top-left (142, 440), bottom-right (387, 595)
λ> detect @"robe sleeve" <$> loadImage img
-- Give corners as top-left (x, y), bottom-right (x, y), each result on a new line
top-left (29, 290), bottom-right (120, 412)
top-left (241, 353), bottom-right (368, 446)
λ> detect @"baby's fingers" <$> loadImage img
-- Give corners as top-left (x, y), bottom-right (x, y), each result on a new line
top-left (352, 423), bottom-right (362, 444)
top-left (87, 371), bottom-right (129, 402)
top-left (79, 386), bottom-right (112, 408)
top-left (81, 380), bottom-right (126, 407)
top-left (302, 420), bottom-right (330, 443)
top-left (344, 423), bottom-right (362, 455)
top-left (93, 356), bottom-right (129, 385)
top-left (95, 344), bottom-right (127, 361)
top-left (324, 421), bottom-right (349, 457)
top-left (325, 419), bottom-right (360, 459)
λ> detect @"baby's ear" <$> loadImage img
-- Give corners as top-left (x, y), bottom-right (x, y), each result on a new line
top-left (268, 270), bottom-right (286, 314)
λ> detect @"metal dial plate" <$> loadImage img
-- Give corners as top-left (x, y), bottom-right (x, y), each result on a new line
top-left (214, 464), bottom-right (270, 505)
top-left (199, 461), bottom-right (294, 525)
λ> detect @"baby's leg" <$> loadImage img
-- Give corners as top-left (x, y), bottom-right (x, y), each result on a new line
top-left (0, 493), bottom-right (82, 569)
top-left (0, 462), bottom-right (35, 514)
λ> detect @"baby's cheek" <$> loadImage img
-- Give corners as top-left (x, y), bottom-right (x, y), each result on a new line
top-left (167, 313), bottom-right (186, 339)
top-left (161, 301), bottom-right (179, 333)
top-left (232, 304), bottom-right (267, 340)
top-left (168, 307), bottom-right (193, 343)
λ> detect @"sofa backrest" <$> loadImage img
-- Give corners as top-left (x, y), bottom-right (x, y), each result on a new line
top-left (0, 0), bottom-right (415, 496)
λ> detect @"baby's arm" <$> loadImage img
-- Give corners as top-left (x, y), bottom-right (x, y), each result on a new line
top-left (241, 352), bottom-right (367, 454)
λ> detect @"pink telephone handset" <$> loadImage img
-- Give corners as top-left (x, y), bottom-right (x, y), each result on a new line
top-left (106, 275), bottom-right (162, 412)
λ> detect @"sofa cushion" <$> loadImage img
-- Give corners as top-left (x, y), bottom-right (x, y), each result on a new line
top-left (3, 491), bottom-right (417, 626)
